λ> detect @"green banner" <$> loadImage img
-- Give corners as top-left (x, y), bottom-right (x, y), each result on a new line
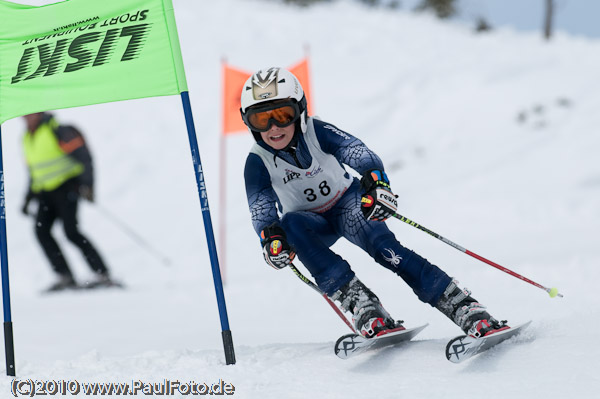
top-left (0, 0), bottom-right (188, 124)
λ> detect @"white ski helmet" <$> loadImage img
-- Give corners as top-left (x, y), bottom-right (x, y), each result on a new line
top-left (240, 67), bottom-right (308, 141)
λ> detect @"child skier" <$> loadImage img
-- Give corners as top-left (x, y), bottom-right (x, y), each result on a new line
top-left (241, 67), bottom-right (508, 339)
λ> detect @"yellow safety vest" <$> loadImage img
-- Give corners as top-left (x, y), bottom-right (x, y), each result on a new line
top-left (23, 118), bottom-right (84, 193)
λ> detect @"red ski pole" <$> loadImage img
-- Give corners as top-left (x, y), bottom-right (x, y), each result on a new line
top-left (393, 213), bottom-right (563, 298)
top-left (289, 264), bottom-right (356, 333)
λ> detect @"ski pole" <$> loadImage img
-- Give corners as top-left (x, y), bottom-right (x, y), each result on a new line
top-left (289, 263), bottom-right (356, 333)
top-left (94, 204), bottom-right (172, 266)
top-left (392, 213), bottom-right (563, 298)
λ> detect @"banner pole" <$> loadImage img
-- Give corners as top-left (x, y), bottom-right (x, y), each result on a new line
top-left (219, 58), bottom-right (227, 284)
top-left (218, 133), bottom-right (227, 284)
top-left (180, 92), bottom-right (236, 365)
top-left (0, 126), bottom-right (16, 376)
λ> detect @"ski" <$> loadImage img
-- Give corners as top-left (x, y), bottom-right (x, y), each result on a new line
top-left (445, 320), bottom-right (532, 363)
top-left (79, 279), bottom-right (125, 290)
top-left (335, 324), bottom-right (428, 359)
top-left (41, 279), bottom-right (124, 294)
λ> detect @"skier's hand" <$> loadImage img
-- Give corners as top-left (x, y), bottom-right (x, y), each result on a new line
top-left (260, 223), bottom-right (296, 270)
top-left (360, 169), bottom-right (398, 222)
top-left (21, 191), bottom-right (34, 216)
top-left (21, 200), bottom-right (31, 216)
top-left (79, 185), bottom-right (94, 202)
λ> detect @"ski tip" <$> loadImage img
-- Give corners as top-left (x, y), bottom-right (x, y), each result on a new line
top-left (512, 320), bottom-right (533, 330)
top-left (405, 323), bottom-right (428, 336)
top-left (517, 320), bottom-right (533, 328)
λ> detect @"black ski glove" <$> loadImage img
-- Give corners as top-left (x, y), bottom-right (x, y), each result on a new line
top-left (21, 190), bottom-right (35, 216)
top-left (260, 223), bottom-right (296, 270)
top-left (78, 185), bottom-right (94, 202)
top-left (360, 169), bottom-right (398, 222)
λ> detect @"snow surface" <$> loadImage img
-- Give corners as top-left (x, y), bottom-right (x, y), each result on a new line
top-left (1, 0), bottom-right (599, 397)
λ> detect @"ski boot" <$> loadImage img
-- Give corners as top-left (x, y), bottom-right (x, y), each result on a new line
top-left (331, 276), bottom-right (400, 338)
top-left (436, 279), bottom-right (509, 337)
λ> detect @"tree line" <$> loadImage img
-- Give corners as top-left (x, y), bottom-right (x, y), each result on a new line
top-left (281, 0), bottom-right (557, 40)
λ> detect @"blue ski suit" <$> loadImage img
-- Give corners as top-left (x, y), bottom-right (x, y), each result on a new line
top-left (244, 117), bottom-right (451, 305)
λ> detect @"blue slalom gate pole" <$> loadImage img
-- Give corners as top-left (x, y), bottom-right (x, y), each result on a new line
top-left (0, 126), bottom-right (16, 376)
top-left (180, 92), bottom-right (235, 365)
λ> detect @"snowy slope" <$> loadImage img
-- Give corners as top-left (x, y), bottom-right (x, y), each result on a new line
top-left (1, 0), bottom-right (599, 397)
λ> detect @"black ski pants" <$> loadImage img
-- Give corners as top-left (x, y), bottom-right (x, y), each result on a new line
top-left (34, 179), bottom-right (108, 278)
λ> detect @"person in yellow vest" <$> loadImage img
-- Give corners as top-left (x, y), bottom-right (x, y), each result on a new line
top-left (21, 112), bottom-right (116, 292)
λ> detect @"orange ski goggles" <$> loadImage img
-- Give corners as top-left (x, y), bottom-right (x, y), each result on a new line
top-left (242, 100), bottom-right (300, 132)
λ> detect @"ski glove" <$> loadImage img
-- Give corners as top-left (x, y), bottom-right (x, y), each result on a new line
top-left (21, 190), bottom-right (35, 216)
top-left (260, 223), bottom-right (296, 270)
top-left (78, 185), bottom-right (94, 202)
top-left (360, 169), bottom-right (398, 222)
